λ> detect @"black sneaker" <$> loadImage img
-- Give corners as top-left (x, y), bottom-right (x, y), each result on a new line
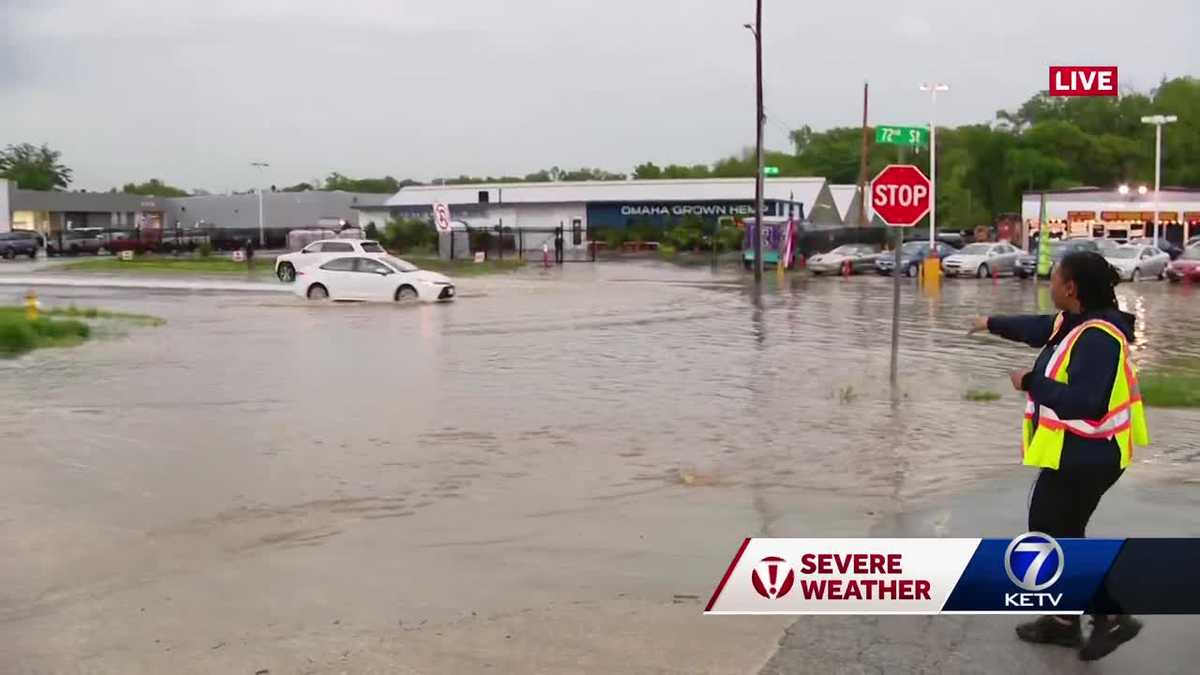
top-left (1016, 615), bottom-right (1083, 647)
top-left (1079, 615), bottom-right (1143, 661)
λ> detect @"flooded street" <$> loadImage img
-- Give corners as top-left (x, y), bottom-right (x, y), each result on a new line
top-left (2, 262), bottom-right (1199, 673)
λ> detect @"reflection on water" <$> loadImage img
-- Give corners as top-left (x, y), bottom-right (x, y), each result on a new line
top-left (1, 264), bottom-right (1198, 528)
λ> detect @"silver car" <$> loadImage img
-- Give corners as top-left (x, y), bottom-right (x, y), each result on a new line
top-left (942, 242), bottom-right (1024, 278)
top-left (1105, 245), bottom-right (1170, 282)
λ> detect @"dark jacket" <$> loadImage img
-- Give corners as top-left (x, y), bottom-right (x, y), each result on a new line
top-left (987, 308), bottom-right (1135, 470)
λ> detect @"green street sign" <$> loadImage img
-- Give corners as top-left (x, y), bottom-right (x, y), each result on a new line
top-left (875, 125), bottom-right (928, 146)
top-left (763, 166), bottom-right (780, 176)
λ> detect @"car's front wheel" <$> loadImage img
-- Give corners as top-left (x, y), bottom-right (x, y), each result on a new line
top-left (1, 248), bottom-right (13, 260)
top-left (394, 285), bottom-right (419, 302)
top-left (1131, 268), bottom-right (1141, 282)
top-left (1158, 266), bottom-right (1166, 281)
top-left (977, 263), bottom-right (990, 279)
top-left (306, 284), bottom-right (329, 300)
top-left (277, 262), bottom-right (296, 282)
top-left (905, 264), bottom-right (917, 277)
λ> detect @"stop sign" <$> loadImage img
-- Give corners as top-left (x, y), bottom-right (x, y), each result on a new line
top-left (871, 164), bottom-right (931, 227)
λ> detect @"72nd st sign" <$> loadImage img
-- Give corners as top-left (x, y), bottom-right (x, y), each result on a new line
top-left (871, 164), bottom-right (931, 227)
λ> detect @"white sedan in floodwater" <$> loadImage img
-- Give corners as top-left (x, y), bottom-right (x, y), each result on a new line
top-left (294, 255), bottom-right (456, 302)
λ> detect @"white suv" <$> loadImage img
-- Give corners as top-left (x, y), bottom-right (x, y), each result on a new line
top-left (275, 238), bottom-right (387, 282)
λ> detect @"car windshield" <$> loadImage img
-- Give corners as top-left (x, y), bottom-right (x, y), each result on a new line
top-left (1108, 248), bottom-right (1139, 259)
top-left (1180, 246), bottom-right (1200, 261)
top-left (383, 256), bottom-right (420, 272)
top-left (959, 243), bottom-right (991, 255)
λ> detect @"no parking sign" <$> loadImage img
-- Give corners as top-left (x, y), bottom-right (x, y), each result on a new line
top-left (433, 202), bottom-right (452, 233)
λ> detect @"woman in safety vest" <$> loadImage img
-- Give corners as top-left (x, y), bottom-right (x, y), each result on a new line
top-left (969, 250), bottom-right (1148, 661)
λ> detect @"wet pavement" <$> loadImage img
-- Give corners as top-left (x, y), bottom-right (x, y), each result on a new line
top-left (1, 262), bottom-right (1198, 673)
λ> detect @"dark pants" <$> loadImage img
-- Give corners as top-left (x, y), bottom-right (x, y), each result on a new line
top-left (1028, 464), bottom-right (1123, 538)
top-left (1028, 464), bottom-right (1124, 621)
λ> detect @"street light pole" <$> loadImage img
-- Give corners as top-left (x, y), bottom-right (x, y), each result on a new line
top-left (1141, 114), bottom-right (1178, 248)
top-left (744, 2), bottom-right (765, 284)
top-left (251, 161), bottom-right (270, 247)
top-left (919, 84), bottom-right (948, 248)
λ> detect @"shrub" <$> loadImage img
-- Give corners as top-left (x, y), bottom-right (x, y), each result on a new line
top-left (0, 320), bottom-right (36, 355)
top-left (197, 241), bottom-right (213, 257)
top-left (384, 218), bottom-right (437, 251)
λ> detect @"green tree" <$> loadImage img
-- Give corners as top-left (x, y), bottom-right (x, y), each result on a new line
top-left (0, 143), bottom-right (72, 190)
top-left (633, 162), bottom-right (663, 179)
top-left (121, 178), bottom-right (189, 197)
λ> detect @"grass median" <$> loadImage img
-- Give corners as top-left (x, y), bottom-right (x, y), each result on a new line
top-left (0, 305), bottom-right (163, 357)
top-left (60, 256), bottom-right (275, 276)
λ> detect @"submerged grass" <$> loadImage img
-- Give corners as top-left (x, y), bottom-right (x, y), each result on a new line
top-left (0, 305), bottom-right (164, 357)
top-left (1140, 372), bottom-right (1200, 409)
top-left (965, 389), bottom-right (1002, 402)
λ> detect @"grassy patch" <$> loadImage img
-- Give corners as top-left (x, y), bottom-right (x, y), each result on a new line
top-left (399, 255), bottom-right (526, 277)
top-left (0, 311), bottom-right (90, 357)
top-left (60, 255), bottom-right (275, 276)
top-left (0, 305), bottom-right (164, 357)
top-left (1140, 372), bottom-right (1200, 409)
top-left (965, 389), bottom-right (1002, 402)
top-left (836, 384), bottom-right (858, 404)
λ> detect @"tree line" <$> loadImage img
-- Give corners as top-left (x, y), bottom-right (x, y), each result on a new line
top-left (3, 77), bottom-right (1195, 230)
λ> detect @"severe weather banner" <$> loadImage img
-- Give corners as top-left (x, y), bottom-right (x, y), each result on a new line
top-left (705, 535), bottom-right (1200, 615)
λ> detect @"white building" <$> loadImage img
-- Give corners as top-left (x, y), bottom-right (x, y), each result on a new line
top-left (1021, 187), bottom-right (1200, 244)
top-left (355, 178), bottom-right (849, 252)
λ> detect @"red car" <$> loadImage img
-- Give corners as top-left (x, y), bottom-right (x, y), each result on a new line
top-left (1166, 246), bottom-right (1200, 282)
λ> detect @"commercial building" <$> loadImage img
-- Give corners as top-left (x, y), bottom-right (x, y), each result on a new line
top-left (354, 178), bottom-right (852, 252)
top-left (1021, 187), bottom-right (1200, 245)
top-left (0, 178), bottom-right (390, 246)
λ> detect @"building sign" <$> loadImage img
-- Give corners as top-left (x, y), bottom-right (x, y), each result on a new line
top-left (1067, 211), bottom-right (1095, 222)
top-left (590, 201), bottom-right (801, 229)
top-left (1100, 211), bottom-right (1154, 221)
top-left (618, 203), bottom-right (757, 218)
top-left (1185, 212), bottom-right (1200, 223)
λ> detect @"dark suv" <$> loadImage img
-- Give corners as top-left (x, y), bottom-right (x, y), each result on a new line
top-left (0, 231), bottom-right (41, 259)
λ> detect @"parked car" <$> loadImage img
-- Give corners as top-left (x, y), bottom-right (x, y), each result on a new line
top-left (46, 230), bottom-right (105, 256)
top-left (942, 242), bottom-right (1024, 278)
top-left (807, 243), bottom-right (881, 275)
top-left (275, 238), bottom-right (387, 282)
top-left (1105, 244), bottom-right (1170, 282)
top-left (875, 240), bottom-right (959, 277)
top-left (1127, 237), bottom-right (1184, 260)
top-left (0, 231), bottom-right (40, 259)
top-left (1017, 239), bottom-right (1100, 278)
top-left (295, 255), bottom-right (455, 302)
top-left (1166, 245), bottom-right (1200, 283)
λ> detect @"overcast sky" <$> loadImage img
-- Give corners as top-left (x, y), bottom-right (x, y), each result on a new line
top-left (1, 0), bottom-right (1197, 193)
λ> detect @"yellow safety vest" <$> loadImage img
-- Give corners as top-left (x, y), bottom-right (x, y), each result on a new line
top-left (1022, 317), bottom-right (1149, 470)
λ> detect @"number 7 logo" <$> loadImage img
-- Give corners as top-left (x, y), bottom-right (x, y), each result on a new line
top-left (1004, 532), bottom-right (1065, 592)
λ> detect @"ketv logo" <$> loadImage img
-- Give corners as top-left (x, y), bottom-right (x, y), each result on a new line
top-left (1004, 532), bottom-right (1065, 608)
top-left (1049, 66), bottom-right (1118, 96)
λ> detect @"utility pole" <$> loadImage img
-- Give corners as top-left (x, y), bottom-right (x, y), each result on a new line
top-left (744, 2), bottom-right (765, 283)
top-left (919, 84), bottom-right (948, 247)
top-left (1141, 114), bottom-right (1178, 248)
top-left (857, 81), bottom-right (870, 226)
top-left (251, 161), bottom-right (270, 247)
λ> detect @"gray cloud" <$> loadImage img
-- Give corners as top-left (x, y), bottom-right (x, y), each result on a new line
top-left (1, 0), bottom-right (1196, 192)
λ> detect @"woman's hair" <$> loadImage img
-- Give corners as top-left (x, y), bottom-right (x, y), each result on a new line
top-left (1058, 250), bottom-right (1120, 311)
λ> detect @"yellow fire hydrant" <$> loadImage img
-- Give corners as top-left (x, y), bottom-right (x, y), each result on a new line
top-left (25, 290), bottom-right (40, 321)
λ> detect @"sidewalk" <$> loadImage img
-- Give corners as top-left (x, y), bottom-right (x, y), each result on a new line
top-left (759, 474), bottom-right (1200, 674)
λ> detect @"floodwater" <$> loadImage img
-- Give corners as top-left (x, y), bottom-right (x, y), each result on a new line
top-left (2, 262), bottom-right (1199, 672)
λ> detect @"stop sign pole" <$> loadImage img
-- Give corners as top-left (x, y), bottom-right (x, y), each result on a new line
top-left (871, 164), bottom-right (932, 385)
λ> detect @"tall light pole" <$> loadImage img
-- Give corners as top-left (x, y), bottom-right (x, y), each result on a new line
top-left (919, 83), bottom-right (948, 248)
top-left (744, 2), bottom-right (764, 283)
top-left (1141, 114), bottom-right (1178, 247)
top-left (251, 161), bottom-right (270, 247)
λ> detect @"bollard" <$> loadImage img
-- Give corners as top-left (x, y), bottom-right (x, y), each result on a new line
top-left (992, 265), bottom-right (999, 285)
top-left (921, 257), bottom-right (941, 290)
top-left (25, 290), bottom-right (39, 321)
top-left (842, 259), bottom-right (852, 278)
